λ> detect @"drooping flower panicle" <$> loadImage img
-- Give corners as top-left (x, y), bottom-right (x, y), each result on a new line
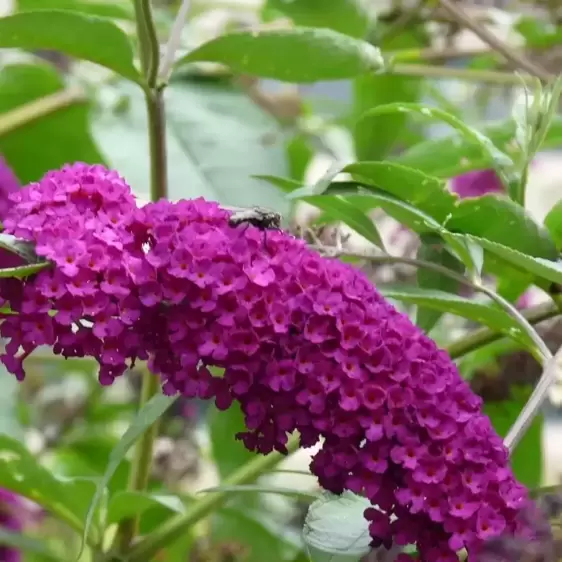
top-left (0, 163), bottom-right (547, 560)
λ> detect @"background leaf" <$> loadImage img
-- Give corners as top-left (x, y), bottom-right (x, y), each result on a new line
top-left (295, 195), bottom-right (384, 248)
top-left (107, 491), bottom-right (186, 525)
top-left (16, 0), bottom-right (134, 19)
top-left (303, 188), bottom-right (443, 234)
top-left (0, 63), bottom-right (105, 183)
top-left (0, 11), bottom-right (141, 82)
top-left (381, 286), bottom-right (536, 350)
top-left (266, 0), bottom-right (370, 38)
top-left (80, 393), bottom-right (178, 556)
top-left (445, 194), bottom-right (558, 259)
top-left (416, 238), bottom-right (464, 333)
top-left (484, 386), bottom-right (542, 487)
top-left (0, 435), bottom-right (97, 538)
top-left (352, 28), bottom-right (426, 161)
top-left (544, 200), bottom-right (562, 250)
top-left (209, 403), bottom-right (255, 481)
top-left (393, 116), bottom-right (562, 178)
top-left (344, 161), bottom-right (456, 222)
top-left (212, 507), bottom-right (297, 562)
top-left (94, 78), bottom-right (290, 212)
top-left (177, 28), bottom-right (383, 83)
top-left (473, 237), bottom-right (562, 287)
top-left (359, 103), bottom-right (514, 178)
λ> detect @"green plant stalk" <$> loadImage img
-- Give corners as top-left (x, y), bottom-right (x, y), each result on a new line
top-left (113, 0), bottom-right (167, 554)
top-left (133, 0), bottom-right (160, 89)
top-left (126, 435), bottom-right (301, 562)
top-left (446, 301), bottom-right (559, 359)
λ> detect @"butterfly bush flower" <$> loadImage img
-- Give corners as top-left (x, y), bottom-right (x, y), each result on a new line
top-left (0, 156), bottom-right (23, 270)
top-left (0, 163), bottom-right (548, 560)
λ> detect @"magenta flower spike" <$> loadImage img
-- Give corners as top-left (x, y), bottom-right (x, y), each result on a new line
top-left (0, 163), bottom-right (548, 560)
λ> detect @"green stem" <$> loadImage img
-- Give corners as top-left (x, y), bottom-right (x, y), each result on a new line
top-left (113, 0), bottom-right (167, 554)
top-left (446, 301), bottom-right (559, 359)
top-left (126, 435), bottom-right (301, 562)
top-left (476, 282), bottom-right (552, 364)
top-left (145, 88), bottom-right (168, 201)
top-left (0, 87), bottom-right (86, 137)
top-left (133, 0), bottom-right (160, 89)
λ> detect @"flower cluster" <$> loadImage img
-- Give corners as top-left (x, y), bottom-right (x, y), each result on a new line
top-left (0, 163), bottom-right (145, 382)
top-left (0, 163), bottom-right (548, 560)
top-left (450, 169), bottom-right (504, 199)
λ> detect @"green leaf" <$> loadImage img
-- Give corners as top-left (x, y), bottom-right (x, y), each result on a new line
top-left (445, 194), bottom-right (558, 259)
top-left (253, 174), bottom-right (303, 194)
top-left (212, 507), bottom-right (296, 562)
top-left (0, 528), bottom-right (59, 561)
top-left (0, 62), bottom-right (105, 183)
top-left (484, 386), bottom-right (542, 487)
top-left (286, 133), bottom-right (314, 181)
top-left (17, 0), bottom-right (134, 19)
top-left (266, 0), bottom-right (370, 38)
top-left (107, 491), bottom-right (186, 525)
top-left (515, 16), bottom-right (562, 49)
top-left (380, 286), bottom-right (536, 350)
top-left (80, 393), bottom-right (178, 558)
top-left (442, 233), bottom-right (484, 278)
top-left (303, 491), bottom-right (371, 560)
top-left (302, 185), bottom-right (443, 234)
top-left (177, 28), bottom-right (384, 83)
top-left (52, 432), bottom-right (131, 495)
top-left (209, 403), bottom-right (255, 481)
top-left (0, 11), bottom-right (140, 83)
top-left (358, 103), bottom-right (514, 182)
top-left (94, 79), bottom-right (289, 212)
top-left (544, 200), bottom-right (562, 250)
top-left (472, 237), bottom-right (562, 287)
top-left (416, 238), bottom-right (464, 333)
top-left (393, 116), bottom-right (562, 179)
top-left (291, 551), bottom-right (312, 562)
top-left (296, 195), bottom-right (385, 249)
top-left (343, 161), bottom-right (456, 222)
top-left (353, 73), bottom-right (422, 161)
top-left (0, 435), bottom-right (97, 539)
top-left (352, 28), bottom-right (426, 160)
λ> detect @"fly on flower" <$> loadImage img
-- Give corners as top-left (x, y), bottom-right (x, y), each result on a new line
top-left (225, 206), bottom-right (282, 231)
top-left (225, 206), bottom-right (282, 252)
